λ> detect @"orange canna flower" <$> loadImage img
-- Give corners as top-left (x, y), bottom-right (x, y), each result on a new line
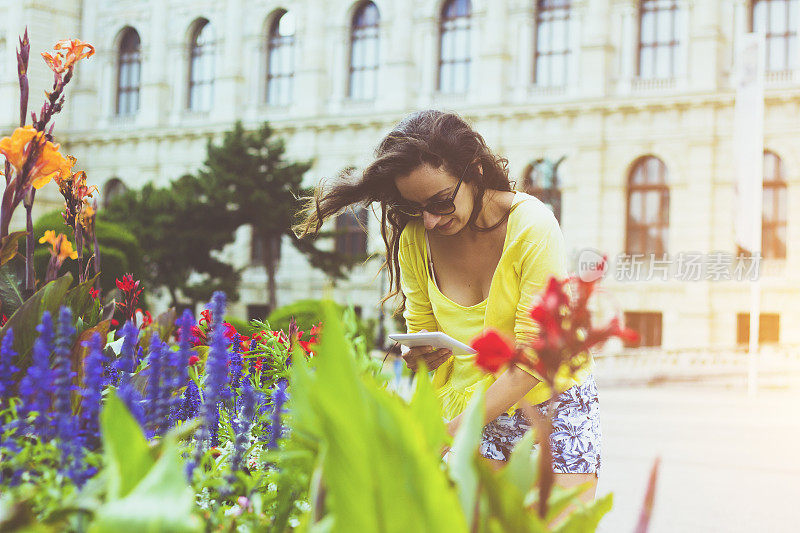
top-left (0, 126), bottom-right (73, 190)
top-left (39, 230), bottom-right (77, 262)
top-left (41, 51), bottom-right (64, 73)
top-left (0, 126), bottom-right (37, 172)
top-left (38, 229), bottom-right (57, 246)
top-left (49, 39), bottom-right (95, 73)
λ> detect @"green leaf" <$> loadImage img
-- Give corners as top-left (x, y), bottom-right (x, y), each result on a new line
top-left (289, 300), bottom-right (467, 533)
top-left (89, 437), bottom-right (201, 533)
top-left (552, 492), bottom-right (613, 533)
top-left (447, 386), bottom-right (486, 530)
top-left (0, 230), bottom-right (27, 266)
top-left (407, 366), bottom-right (448, 452)
top-left (63, 273), bottom-right (101, 319)
top-left (474, 457), bottom-right (548, 533)
top-left (100, 390), bottom-right (153, 500)
top-left (502, 429), bottom-right (538, 495)
top-left (0, 273), bottom-right (73, 365)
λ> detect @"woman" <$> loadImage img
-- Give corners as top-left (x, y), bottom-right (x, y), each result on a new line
top-left (294, 110), bottom-right (599, 500)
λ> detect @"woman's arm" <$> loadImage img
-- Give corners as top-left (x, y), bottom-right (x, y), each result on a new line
top-left (446, 349), bottom-right (540, 436)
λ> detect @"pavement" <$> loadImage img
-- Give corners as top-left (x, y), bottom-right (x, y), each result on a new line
top-left (595, 383), bottom-right (800, 533)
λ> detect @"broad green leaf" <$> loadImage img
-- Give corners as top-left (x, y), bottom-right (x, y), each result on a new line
top-left (0, 273), bottom-right (73, 365)
top-left (89, 437), bottom-right (201, 533)
top-left (552, 492), bottom-right (613, 533)
top-left (0, 231), bottom-right (27, 266)
top-left (448, 387), bottom-right (485, 530)
top-left (289, 300), bottom-right (467, 533)
top-left (63, 273), bottom-right (101, 319)
top-left (474, 457), bottom-right (547, 533)
top-left (408, 365), bottom-right (448, 451)
top-left (503, 429), bottom-right (538, 494)
top-left (100, 390), bottom-right (153, 500)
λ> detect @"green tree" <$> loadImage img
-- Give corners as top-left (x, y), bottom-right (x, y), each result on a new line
top-left (197, 121), bottom-right (360, 312)
top-left (104, 176), bottom-right (241, 308)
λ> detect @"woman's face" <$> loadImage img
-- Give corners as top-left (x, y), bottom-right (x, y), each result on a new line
top-left (394, 162), bottom-right (479, 235)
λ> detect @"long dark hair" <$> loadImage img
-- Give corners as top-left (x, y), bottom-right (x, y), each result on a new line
top-left (293, 109), bottom-right (514, 318)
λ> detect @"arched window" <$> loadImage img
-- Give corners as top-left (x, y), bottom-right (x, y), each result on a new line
top-left (752, 0), bottom-right (799, 72)
top-left (534, 0), bottom-right (571, 87)
top-left (626, 156), bottom-right (670, 256)
top-left (266, 10), bottom-right (295, 106)
top-left (522, 158), bottom-right (563, 223)
top-left (103, 177), bottom-right (128, 208)
top-left (762, 151), bottom-right (787, 259)
top-left (349, 2), bottom-right (380, 100)
top-left (335, 207), bottom-right (369, 256)
top-left (188, 19), bottom-right (214, 111)
top-left (116, 28), bottom-right (141, 116)
top-left (438, 0), bottom-right (472, 94)
top-left (638, 0), bottom-right (683, 79)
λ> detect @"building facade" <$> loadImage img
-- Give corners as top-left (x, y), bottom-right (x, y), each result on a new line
top-left (1, 0), bottom-right (798, 352)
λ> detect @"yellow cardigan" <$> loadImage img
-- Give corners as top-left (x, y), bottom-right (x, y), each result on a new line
top-left (398, 191), bottom-right (594, 420)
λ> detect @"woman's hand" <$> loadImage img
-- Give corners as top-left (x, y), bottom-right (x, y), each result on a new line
top-left (402, 344), bottom-right (452, 373)
top-left (401, 330), bottom-right (453, 372)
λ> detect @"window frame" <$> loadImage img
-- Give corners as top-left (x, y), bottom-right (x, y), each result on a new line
top-left (637, 0), bottom-right (682, 80)
top-left (438, 0), bottom-right (472, 94)
top-left (116, 27), bottom-right (141, 116)
top-left (626, 156), bottom-right (671, 257)
top-left (533, 0), bottom-right (572, 87)
top-left (348, 1), bottom-right (380, 100)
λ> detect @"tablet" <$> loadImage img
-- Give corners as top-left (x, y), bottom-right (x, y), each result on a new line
top-left (388, 331), bottom-right (477, 355)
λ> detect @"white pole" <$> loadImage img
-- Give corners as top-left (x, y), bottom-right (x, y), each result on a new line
top-left (733, 32), bottom-right (764, 397)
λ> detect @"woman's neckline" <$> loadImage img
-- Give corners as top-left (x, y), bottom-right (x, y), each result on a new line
top-left (424, 191), bottom-right (520, 309)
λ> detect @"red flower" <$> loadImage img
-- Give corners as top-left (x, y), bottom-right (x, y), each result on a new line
top-left (471, 329), bottom-right (516, 373)
top-left (0, 315), bottom-right (7, 327)
top-left (223, 322), bottom-right (237, 340)
top-left (116, 273), bottom-right (139, 293)
top-left (298, 336), bottom-right (318, 356)
top-left (188, 355), bottom-right (200, 366)
top-left (199, 309), bottom-right (212, 327)
top-left (190, 325), bottom-right (206, 347)
top-left (310, 322), bottom-right (323, 337)
top-left (254, 357), bottom-right (264, 373)
top-left (134, 308), bottom-right (152, 328)
top-left (89, 287), bottom-right (99, 299)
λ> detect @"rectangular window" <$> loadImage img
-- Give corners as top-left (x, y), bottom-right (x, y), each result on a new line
top-left (623, 311), bottom-right (663, 347)
top-left (534, 0), bottom-right (571, 87)
top-left (736, 313), bottom-right (780, 345)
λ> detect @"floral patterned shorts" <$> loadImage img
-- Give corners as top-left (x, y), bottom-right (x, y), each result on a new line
top-left (478, 375), bottom-right (601, 474)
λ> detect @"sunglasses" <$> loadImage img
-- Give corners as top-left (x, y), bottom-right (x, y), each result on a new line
top-left (393, 149), bottom-right (480, 218)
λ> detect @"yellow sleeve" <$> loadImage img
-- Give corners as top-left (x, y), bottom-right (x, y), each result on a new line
top-left (513, 212), bottom-right (569, 378)
top-left (398, 236), bottom-right (439, 334)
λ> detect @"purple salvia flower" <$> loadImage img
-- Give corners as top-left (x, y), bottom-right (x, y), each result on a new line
top-left (267, 378), bottom-right (289, 450)
top-left (231, 376), bottom-right (263, 472)
top-left (80, 333), bottom-right (105, 449)
top-left (176, 379), bottom-right (201, 422)
top-left (168, 310), bottom-right (195, 427)
top-left (0, 330), bottom-right (19, 404)
top-left (144, 337), bottom-right (166, 438)
top-left (53, 307), bottom-right (81, 482)
top-left (190, 291), bottom-right (229, 475)
top-left (117, 374), bottom-right (146, 429)
top-left (19, 311), bottom-right (55, 439)
top-left (114, 321), bottom-right (139, 374)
